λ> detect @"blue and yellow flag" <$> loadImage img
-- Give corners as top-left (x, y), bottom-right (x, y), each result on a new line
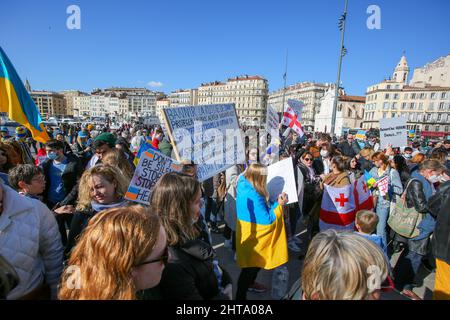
top-left (0, 47), bottom-right (49, 143)
top-left (364, 170), bottom-right (377, 189)
top-left (236, 175), bottom-right (288, 270)
top-left (133, 139), bottom-right (153, 166)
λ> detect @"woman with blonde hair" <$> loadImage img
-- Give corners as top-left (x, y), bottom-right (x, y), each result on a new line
top-left (102, 148), bottom-right (135, 182)
top-left (301, 230), bottom-right (388, 300)
top-left (65, 165), bottom-right (130, 256)
top-left (235, 163), bottom-right (288, 300)
top-left (408, 152), bottom-right (425, 173)
top-left (59, 205), bottom-right (167, 300)
top-left (151, 172), bottom-right (232, 300)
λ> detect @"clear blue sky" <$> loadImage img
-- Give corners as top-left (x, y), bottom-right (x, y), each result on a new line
top-left (1, 0), bottom-right (449, 96)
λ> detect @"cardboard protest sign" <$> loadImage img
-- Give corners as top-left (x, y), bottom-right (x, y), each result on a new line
top-left (265, 104), bottom-right (279, 137)
top-left (162, 104), bottom-right (245, 182)
top-left (267, 157), bottom-right (298, 205)
top-left (125, 148), bottom-right (182, 205)
top-left (379, 117), bottom-right (407, 149)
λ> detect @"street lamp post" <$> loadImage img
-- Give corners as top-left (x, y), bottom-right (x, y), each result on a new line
top-left (330, 0), bottom-right (349, 137)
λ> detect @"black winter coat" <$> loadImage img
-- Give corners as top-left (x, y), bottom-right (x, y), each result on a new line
top-left (404, 179), bottom-right (428, 213)
top-left (159, 239), bottom-right (231, 300)
top-left (428, 181), bottom-right (450, 264)
top-left (337, 140), bottom-right (361, 158)
top-left (41, 154), bottom-right (81, 207)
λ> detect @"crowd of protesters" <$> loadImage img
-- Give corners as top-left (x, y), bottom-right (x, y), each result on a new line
top-left (0, 120), bottom-right (449, 301)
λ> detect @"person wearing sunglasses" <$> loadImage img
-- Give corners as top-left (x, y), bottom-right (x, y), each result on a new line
top-left (59, 205), bottom-right (167, 300)
top-left (298, 151), bottom-right (322, 243)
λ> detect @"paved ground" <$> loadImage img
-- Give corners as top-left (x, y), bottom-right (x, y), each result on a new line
top-left (212, 219), bottom-right (436, 300)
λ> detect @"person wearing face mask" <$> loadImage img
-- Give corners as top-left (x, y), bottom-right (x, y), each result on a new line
top-left (393, 160), bottom-right (446, 299)
top-left (41, 139), bottom-right (82, 246)
top-left (369, 152), bottom-right (403, 247)
top-left (312, 142), bottom-right (335, 178)
top-left (65, 165), bottom-right (130, 258)
top-left (403, 147), bottom-right (413, 163)
top-left (151, 172), bottom-right (233, 300)
top-left (73, 131), bottom-right (92, 168)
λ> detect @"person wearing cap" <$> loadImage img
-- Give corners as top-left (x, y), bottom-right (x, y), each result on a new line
top-left (0, 127), bottom-right (11, 143)
top-left (14, 126), bottom-right (34, 165)
top-left (85, 132), bottom-right (116, 169)
top-left (74, 131), bottom-right (92, 168)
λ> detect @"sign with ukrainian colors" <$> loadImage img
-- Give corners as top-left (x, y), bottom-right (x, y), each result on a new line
top-left (162, 104), bottom-right (245, 182)
top-left (125, 148), bottom-right (181, 205)
top-left (355, 130), bottom-right (366, 140)
top-left (379, 117), bottom-right (407, 149)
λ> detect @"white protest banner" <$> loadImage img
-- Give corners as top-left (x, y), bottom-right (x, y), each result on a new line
top-left (163, 104), bottom-right (245, 182)
top-left (267, 157), bottom-right (298, 205)
top-left (379, 117), bottom-right (407, 149)
top-left (266, 104), bottom-right (279, 137)
top-left (125, 148), bottom-right (182, 205)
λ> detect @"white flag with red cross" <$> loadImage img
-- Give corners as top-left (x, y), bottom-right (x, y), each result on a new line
top-left (320, 183), bottom-right (356, 232)
top-left (282, 99), bottom-right (304, 137)
top-left (354, 175), bottom-right (374, 211)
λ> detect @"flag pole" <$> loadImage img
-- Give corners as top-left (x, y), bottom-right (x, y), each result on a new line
top-left (281, 49), bottom-right (289, 134)
top-left (330, 0), bottom-right (349, 137)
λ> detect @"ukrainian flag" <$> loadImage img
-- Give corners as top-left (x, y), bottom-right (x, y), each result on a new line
top-left (0, 47), bottom-right (50, 143)
top-left (236, 175), bottom-right (288, 270)
top-left (364, 170), bottom-right (377, 189)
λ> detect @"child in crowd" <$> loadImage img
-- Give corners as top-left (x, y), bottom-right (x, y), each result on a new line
top-left (355, 210), bottom-right (388, 257)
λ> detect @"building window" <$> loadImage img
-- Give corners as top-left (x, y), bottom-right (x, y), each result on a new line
top-left (425, 125), bottom-right (429, 131)
top-left (431, 92), bottom-right (436, 99)
top-left (385, 93), bottom-right (390, 99)
top-left (387, 85), bottom-right (391, 89)
top-left (383, 102), bottom-right (390, 109)
top-left (404, 93), bottom-right (408, 99)
top-left (411, 93), bottom-right (416, 99)
top-left (426, 114), bottom-right (432, 122)
top-left (383, 112), bottom-right (387, 118)
top-left (392, 102), bottom-right (397, 109)
top-left (410, 103), bottom-right (415, 110)
top-left (393, 93), bottom-right (399, 100)
top-left (429, 102), bottom-right (434, 110)
top-left (401, 102), bottom-right (406, 109)
top-left (437, 114), bottom-right (442, 122)
top-left (441, 92), bottom-right (447, 99)
top-left (435, 125), bottom-right (440, 132)
top-left (418, 103), bottom-right (423, 110)
top-left (439, 102), bottom-right (445, 110)
top-left (445, 125), bottom-right (449, 132)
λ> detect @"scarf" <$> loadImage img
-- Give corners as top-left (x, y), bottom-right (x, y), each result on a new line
top-left (91, 198), bottom-right (128, 213)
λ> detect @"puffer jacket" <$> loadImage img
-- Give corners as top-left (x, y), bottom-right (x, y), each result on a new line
top-left (0, 185), bottom-right (63, 299)
top-left (159, 239), bottom-right (231, 300)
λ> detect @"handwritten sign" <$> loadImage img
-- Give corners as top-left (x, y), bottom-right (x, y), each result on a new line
top-left (266, 104), bottom-right (279, 137)
top-left (125, 148), bottom-right (181, 205)
top-left (163, 104), bottom-right (245, 182)
top-left (267, 157), bottom-right (298, 205)
top-left (379, 117), bottom-right (407, 149)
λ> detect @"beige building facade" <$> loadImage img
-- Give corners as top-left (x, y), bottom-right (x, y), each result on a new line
top-left (30, 91), bottom-right (67, 118)
top-left (268, 82), bottom-right (331, 131)
top-left (363, 55), bottom-right (450, 138)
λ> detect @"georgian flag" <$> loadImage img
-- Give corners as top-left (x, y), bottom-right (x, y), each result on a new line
top-left (354, 175), bottom-right (374, 211)
top-left (282, 99), bottom-right (304, 137)
top-left (320, 183), bottom-right (356, 232)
